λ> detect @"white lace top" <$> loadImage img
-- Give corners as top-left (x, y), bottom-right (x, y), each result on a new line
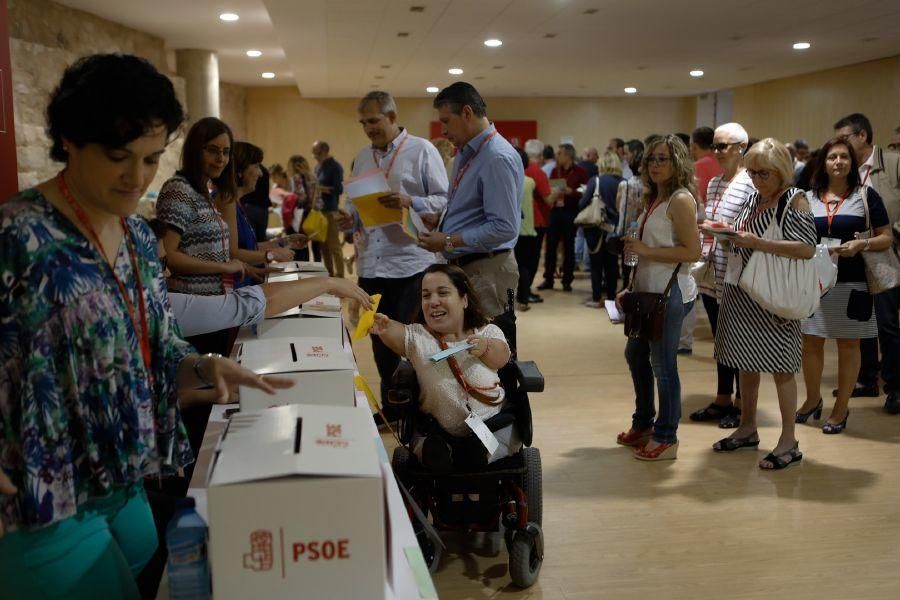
top-left (404, 323), bottom-right (508, 436)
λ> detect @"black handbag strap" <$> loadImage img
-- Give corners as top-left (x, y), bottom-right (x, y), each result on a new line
top-left (627, 263), bottom-right (682, 298)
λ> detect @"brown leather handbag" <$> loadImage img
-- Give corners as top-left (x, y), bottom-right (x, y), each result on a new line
top-left (619, 264), bottom-right (681, 341)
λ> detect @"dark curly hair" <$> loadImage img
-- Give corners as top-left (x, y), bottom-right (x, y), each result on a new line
top-left (46, 53), bottom-right (184, 162)
top-left (809, 138), bottom-right (861, 196)
top-left (414, 264), bottom-right (489, 331)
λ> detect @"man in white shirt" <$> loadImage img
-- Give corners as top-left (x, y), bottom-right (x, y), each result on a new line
top-left (338, 91), bottom-right (449, 410)
top-left (834, 112), bottom-right (900, 412)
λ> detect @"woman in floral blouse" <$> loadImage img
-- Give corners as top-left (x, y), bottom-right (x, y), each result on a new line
top-left (0, 54), bottom-right (289, 599)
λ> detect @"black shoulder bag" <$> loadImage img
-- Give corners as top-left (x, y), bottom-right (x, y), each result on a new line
top-left (619, 264), bottom-right (682, 341)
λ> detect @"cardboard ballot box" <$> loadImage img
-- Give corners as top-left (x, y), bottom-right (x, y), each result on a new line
top-left (236, 337), bottom-right (355, 411)
top-left (253, 315), bottom-right (345, 343)
top-left (207, 404), bottom-right (386, 600)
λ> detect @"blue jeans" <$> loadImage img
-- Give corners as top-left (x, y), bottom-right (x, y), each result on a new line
top-left (625, 284), bottom-right (692, 444)
top-left (575, 227), bottom-right (591, 269)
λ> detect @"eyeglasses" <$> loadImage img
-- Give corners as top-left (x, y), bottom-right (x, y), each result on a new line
top-left (746, 168), bottom-right (772, 180)
top-left (711, 142), bottom-right (741, 152)
top-left (646, 155), bottom-right (671, 166)
top-left (203, 145), bottom-right (230, 158)
top-left (837, 131), bottom-right (860, 143)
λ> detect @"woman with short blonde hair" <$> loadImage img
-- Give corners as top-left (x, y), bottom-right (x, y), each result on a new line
top-left (713, 138), bottom-right (817, 469)
top-left (598, 150), bottom-right (623, 177)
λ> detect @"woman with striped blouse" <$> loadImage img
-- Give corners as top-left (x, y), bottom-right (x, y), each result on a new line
top-left (796, 138), bottom-right (893, 434)
top-left (713, 139), bottom-right (817, 470)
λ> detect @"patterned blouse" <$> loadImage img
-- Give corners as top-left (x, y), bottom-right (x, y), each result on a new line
top-left (156, 174), bottom-right (231, 296)
top-left (0, 190), bottom-right (194, 532)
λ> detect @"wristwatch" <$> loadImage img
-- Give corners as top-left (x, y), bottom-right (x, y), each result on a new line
top-left (444, 235), bottom-right (454, 253)
top-left (266, 250), bottom-right (275, 262)
top-left (193, 353), bottom-right (223, 387)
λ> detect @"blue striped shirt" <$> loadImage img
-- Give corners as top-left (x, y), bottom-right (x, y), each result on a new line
top-left (441, 125), bottom-right (523, 256)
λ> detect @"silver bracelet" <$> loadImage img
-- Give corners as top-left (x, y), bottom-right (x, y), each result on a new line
top-left (193, 353), bottom-right (222, 387)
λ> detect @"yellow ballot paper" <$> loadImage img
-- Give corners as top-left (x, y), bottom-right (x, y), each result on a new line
top-left (401, 207), bottom-right (426, 241)
top-left (344, 169), bottom-right (400, 227)
top-left (352, 293), bottom-right (382, 340)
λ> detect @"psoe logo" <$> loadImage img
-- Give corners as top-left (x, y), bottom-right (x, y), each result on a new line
top-left (243, 529), bottom-right (274, 571)
top-left (306, 345), bottom-right (328, 358)
top-left (316, 422), bottom-right (349, 448)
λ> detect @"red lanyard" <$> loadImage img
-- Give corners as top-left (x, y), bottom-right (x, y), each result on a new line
top-left (372, 130), bottom-right (409, 180)
top-left (702, 172), bottom-right (739, 252)
top-left (450, 131), bottom-right (497, 198)
top-left (823, 188), bottom-right (850, 235)
top-left (205, 189), bottom-right (233, 292)
top-left (639, 199), bottom-right (664, 239)
top-left (861, 165), bottom-right (871, 187)
top-left (57, 172), bottom-right (154, 377)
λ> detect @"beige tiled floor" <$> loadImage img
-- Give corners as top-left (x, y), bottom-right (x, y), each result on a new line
top-left (353, 271), bottom-right (900, 600)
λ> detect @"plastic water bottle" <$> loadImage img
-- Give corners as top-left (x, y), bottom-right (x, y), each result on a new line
top-left (166, 497), bottom-right (211, 600)
top-left (624, 221), bottom-right (640, 267)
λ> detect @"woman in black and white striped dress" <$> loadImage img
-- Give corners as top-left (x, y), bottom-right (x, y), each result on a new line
top-left (796, 138), bottom-right (894, 434)
top-left (713, 139), bottom-right (817, 470)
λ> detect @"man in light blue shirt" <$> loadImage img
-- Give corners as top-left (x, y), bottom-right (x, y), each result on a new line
top-left (418, 82), bottom-right (523, 318)
top-left (337, 90), bottom-right (449, 407)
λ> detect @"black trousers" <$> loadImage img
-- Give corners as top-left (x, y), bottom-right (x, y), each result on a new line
top-left (857, 286), bottom-right (900, 392)
top-left (701, 293), bottom-right (740, 398)
top-left (542, 210), bottom-right (577, 286)
top-left (514, 234), bottom-right (540, 303)
top-left (530, 226), bottom-right (547, 288)
top-left (585, 229), bottom-right (619, 301)
top-left (358, 272), bottom-right (423, 412)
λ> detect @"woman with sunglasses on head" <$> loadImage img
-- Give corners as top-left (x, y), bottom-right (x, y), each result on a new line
top-left (0, 54), bottom-right (290, 599)
top-left (796, 138), bottom-right (893, 434)
top-left (713, 139), bottom-right (817, 470)
top-left (689, 123), bottom-right (755, 428)
top-left (615, 135), bottom-right (701, 461)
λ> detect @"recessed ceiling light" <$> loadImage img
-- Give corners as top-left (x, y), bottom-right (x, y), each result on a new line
top-left (544, 33), bottom-right (557, 39)
top-left (380, 65), bottom-right (391, 69)
top-left (448, 67), bottom-right (463, 75)
top-left (246, 50), bottom-right (262, 57)
top-left (426, 86), bottom-right (439, 93)
top-left (484, 39), bottom-right (502, 47)
top-left (219, 13), bottom-right (239, 22)
top-left (397, 32), bottom-right (409, 37)
top-left (690, 70), bottom-right (704, 77)
top-left (410, 6), bottom-right (425, 12)
top-left (261, 72), bottom-right (275, 79)
top-left (584, 8), bottom-right (599, 14)
top-left (492, 65), bottom-right (504, 70)
top-left (624, 87), bottom-right (637, 94)
top-left (793, 41), bottom-right (811, 50)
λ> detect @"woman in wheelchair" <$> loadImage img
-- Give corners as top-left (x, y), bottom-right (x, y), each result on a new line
top-left (370, 264), bottom-right (511, 474)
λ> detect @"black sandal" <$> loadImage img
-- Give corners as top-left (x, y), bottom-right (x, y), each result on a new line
top-left (718, 408), bottom-right (742, 429)
top-left (712, 432), bottom-right (760, 452)
top-left (689, 402), bottom-right (731, 422)
top-left (758, 443), bottom-right (802, 470)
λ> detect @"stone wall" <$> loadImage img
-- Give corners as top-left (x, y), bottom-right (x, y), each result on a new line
top-left (8, 0), bottom-right (184, 192)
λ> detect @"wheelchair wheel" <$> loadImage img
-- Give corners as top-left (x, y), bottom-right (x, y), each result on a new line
top-left (413, 518), bottom-right (443, 574)
top-left (522, 447), bottom-right (543, 526)
top-left (508, 525), bottom-right (543, 588)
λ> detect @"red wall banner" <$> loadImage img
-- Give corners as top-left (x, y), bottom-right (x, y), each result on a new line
top-left (0, 0), bottom-right (17, 201)
top-left (429, 120), bottom-right (537, 149)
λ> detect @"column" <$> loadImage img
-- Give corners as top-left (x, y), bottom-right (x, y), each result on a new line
top-left (175, 49), bottom-right (220, 124)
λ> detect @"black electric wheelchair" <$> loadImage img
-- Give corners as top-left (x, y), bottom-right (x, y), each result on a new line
top-left (387, 292), bottom-right (546, 588)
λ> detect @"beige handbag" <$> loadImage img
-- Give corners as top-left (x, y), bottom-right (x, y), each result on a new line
top-left (858, 186), bottom-right (900, 294)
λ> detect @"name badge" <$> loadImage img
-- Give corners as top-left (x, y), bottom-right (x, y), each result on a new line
top-left (725, 252), bottom-right (743, 286)
top-left (465, 411), bottom-right (499, 455)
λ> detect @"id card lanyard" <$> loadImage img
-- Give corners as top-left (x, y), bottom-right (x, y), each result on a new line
top-left (57, 172), bottom-right (154, 381)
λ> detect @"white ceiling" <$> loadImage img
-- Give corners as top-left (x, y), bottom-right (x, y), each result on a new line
top-left (57, 0), bottom-right (900, 98)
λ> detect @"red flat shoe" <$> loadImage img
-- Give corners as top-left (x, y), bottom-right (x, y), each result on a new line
top-left (634, 441), bottom-right (679, 461)
top-left (616, 427), bottom-right (652, 447)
